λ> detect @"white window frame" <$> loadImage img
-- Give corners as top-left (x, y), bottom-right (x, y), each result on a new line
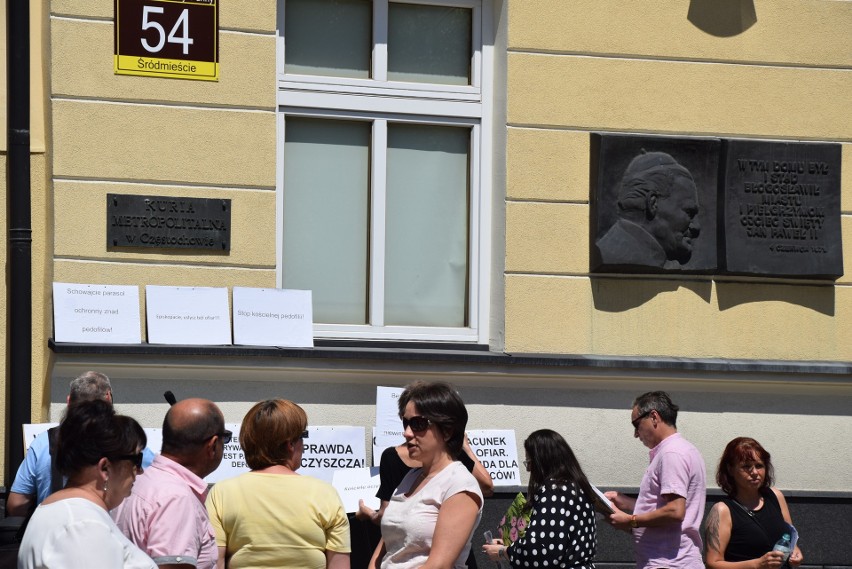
top-left (276, 0), bottom-right (493, 344)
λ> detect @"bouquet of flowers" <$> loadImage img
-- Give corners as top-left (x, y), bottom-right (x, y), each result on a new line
top-left (498, 492), bottom-right (531, 544)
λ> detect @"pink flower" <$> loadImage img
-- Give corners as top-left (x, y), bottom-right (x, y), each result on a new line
top-left (518, 517), bottom-right (527, 532)
top-left (499, 516), bottom-right (506, 528)
top-left (510, 516), bottom-right (517, 528)
top-left (510, 527), bottom-right (519, 542)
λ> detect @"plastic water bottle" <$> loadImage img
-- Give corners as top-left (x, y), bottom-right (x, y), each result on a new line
top-left (773, 533), bottom-right (792, 562)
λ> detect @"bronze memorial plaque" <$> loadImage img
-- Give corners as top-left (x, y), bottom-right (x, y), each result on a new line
top-left (591, 134), bottom-right (720, 274)
top-left (107, 194), bottom-right (230, 251)
top-left (722, 140), bottom-right (842, 279)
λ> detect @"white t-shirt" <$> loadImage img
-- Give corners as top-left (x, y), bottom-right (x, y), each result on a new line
top-left (18, 497), bottom-right (157, 569)
top-left (380, 461), bottom-right (483, 569)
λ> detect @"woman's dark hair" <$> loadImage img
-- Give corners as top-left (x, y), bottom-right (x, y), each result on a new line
top-left (398, 381), bottom-right (467, 457)
top-left (240, 399), bottom-right (307, 470)
top-left (524, 429), bottom-right (595, 511)
top-left (57, 399), bottom-right (147, 476)
top-left (716, 437), bottom-right (774, 497)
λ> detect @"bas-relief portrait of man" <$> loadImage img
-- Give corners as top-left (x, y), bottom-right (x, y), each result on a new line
top-left (591, 135), bottom-right (720, 273)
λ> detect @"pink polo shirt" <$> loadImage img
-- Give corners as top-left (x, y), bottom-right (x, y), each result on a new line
top-left (113, 455), bottom-right (217, 569)
top-left (633, 433), bottom-right (706, 569)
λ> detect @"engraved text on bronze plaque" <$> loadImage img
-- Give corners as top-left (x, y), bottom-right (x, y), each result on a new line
top-left (107, 194), bottom-right (230, 251)
top-left (722, 140), bottom-right (842, 278)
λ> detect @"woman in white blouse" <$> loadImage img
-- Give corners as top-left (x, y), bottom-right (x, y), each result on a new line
top-left (18, 400), bottom-right (156, 569)
top-left (369, 381), bottom-right (483, 569)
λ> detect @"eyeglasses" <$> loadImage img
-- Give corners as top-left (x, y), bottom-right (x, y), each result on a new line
top-left (401, 415), bottom-right (431, 433)
top-left (738, 463), bottom-right (765, 473)
top-left (218, 430), bottom-right (233, 445)
top-left (112, 452), bottom-right (144, 472)
top-left (631, 410), bottom-right (653, 430)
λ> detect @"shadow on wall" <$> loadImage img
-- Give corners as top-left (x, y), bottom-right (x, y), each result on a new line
top-left (590, 277), bottom-right (713, 312)
top-left (591, 278), bottom-right (835, 317)
top-left (687, 0), bottom-right (757, 37)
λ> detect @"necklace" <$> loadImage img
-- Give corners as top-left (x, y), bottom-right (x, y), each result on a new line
top-left (733, 495), bottom-right (763, 517)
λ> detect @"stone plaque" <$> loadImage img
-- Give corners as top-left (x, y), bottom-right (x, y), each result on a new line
top-left (107, 194), bottom-right (230, 251)
top-left (722, 140), bottom-right (842, 278)
top-left (591, 134), bottom-right (720, 273)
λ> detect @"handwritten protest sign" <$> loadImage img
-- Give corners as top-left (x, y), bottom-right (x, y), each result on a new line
top-left (53, 283), bottom-right (142, 343)
top-left (145, 285), bottom-right (231, 345)
top-left (233, 287), bottom-right (313, 347)
top-left (375, 386), bottom-right (405, 449)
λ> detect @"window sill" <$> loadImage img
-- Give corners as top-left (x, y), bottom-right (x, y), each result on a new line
top-left (48, 339), bottom-right (852, 382)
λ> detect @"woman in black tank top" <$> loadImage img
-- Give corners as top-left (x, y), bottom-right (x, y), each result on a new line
top-left (704, 437), bottom-right (803, 568)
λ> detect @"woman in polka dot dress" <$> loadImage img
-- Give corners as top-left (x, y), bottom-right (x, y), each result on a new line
top-left (483, 429), bottom-right (597, 568)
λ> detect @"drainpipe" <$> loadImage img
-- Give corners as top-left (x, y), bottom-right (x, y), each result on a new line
top-left (6, 0), bottom-right (32, 487)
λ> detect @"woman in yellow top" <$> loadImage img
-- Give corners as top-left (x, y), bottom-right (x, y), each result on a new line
top-left (206, 399), bottom-right (351, 569)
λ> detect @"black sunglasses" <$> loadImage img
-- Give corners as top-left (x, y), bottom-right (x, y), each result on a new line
top-left (401, 415), bottom-right (431, 433)
top-left (218, 430), bottom-right (233, 445)
top-left (631, 410), bottom-right (654, 430)
top-left (112, 452), bottom-right (144, 470)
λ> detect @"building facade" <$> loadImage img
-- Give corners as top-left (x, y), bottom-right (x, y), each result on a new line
top-left (2, 0), bottom-right (851, 565)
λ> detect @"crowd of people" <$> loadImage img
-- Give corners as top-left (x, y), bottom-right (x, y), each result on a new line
top-left (7, 373), bottom-right (803, 569)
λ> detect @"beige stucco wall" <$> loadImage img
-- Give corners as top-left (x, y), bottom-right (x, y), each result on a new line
top-left (11, 0), bottom-right (850, 496)
top-left (504, 1), bottom-right (852, 361)
top-left (32, 0), bottom-right (278, 424)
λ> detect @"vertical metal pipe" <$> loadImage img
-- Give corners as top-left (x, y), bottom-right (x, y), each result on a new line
top-left (6, 0), bottom-right (32, 487)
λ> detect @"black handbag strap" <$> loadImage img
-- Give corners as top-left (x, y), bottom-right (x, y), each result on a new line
top-left (728, 494), bottom-right (775, 551)
top-left (47, 426), bottom-right (63, 494)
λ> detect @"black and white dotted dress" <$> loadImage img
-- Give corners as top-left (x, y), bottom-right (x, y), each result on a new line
top-left (506, 481), bottom-right (596, 569)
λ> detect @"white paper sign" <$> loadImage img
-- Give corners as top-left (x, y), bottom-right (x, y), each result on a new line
top-left (53, 283), bottom-right (142, 344)
top-left (206, 424), bottom-right (368, 484)
top-left (467, 429), bottom-right (521, 486)
top-left (332, 467), bottom-right (381, 513)
top-left (207, 423), bottom-right (247, 483)
top-left (23, 423), bottom-right (58, 450)
top-left (24, 424), bottom-right (163, 457)
top-left (145, 285), bottom-right (231, 345)
top-left (300, 426), bottom-right (367, 483)
top-left (233, 287), bottom-right (313, 347)
top-left (375, 386), bottom-right (405, 445)
top-left (144, 428), bottom-right (163, 455)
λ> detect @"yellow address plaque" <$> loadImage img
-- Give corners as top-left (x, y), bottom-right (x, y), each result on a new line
top-left (115, 0), bottom-right (218, 81)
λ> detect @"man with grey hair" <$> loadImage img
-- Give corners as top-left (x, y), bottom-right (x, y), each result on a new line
top-left (595, 151), bottom-right (701, 269)
top-left (605, 391), bottom-right (706, 569)
top-left (6, 371), bottom-right (154, 516)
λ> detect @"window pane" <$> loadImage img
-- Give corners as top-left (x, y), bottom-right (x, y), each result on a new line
top-left (388, 3), bottom-right (472, 85)
top-left (385, 124), bottom-right (470, 327)
top-left (283, 118), bottom-right (370, 324)
top-left (285, 0), bottom-right (372, 79)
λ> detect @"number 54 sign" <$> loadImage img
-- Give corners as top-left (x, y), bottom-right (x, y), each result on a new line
top-left (115, 0), bottom-right (218, 81)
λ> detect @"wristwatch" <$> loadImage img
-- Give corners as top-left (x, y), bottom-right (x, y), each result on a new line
top-left (630, 515), bottom-right (639, 528)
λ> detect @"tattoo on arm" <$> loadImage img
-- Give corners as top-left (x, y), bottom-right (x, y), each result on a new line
top-left (705, 507), bottom-right (721, 553)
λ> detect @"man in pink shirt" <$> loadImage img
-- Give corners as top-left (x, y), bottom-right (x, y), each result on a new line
top-left (606, 391), bottom-right (707, 568)
top-left (114, 398), bottom-right (228, 569)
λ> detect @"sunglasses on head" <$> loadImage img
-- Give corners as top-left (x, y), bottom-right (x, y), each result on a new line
top-left (401, 415), bottom-right (432, 433)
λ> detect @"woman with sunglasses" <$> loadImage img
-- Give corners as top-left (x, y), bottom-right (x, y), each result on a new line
top-left (482, 429), bottom-right (597, 568)
top-left (369, 381), bottom-right (484, 569)
top-left (705, 437), bottom-right (803, 569)
top-left (206, 399), bottom-right (350, 569)
top-left (18, 399), bottom-right (155, 568)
